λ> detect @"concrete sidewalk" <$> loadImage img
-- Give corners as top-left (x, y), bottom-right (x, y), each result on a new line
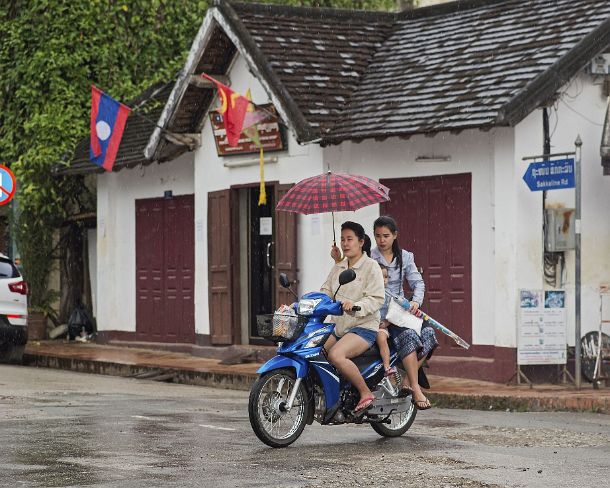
top-left (23, 340), bottom-right (610, 414)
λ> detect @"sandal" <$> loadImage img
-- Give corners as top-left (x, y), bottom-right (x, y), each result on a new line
top-left (384, 366), bottom-right (397, 377)
top-left (412, 397), bottom-right (432, 410)
top-left (354, 395), bottom-right (375, 413)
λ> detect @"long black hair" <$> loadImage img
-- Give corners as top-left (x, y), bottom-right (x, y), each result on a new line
top-left (373, 215), bottom-right (402, 279)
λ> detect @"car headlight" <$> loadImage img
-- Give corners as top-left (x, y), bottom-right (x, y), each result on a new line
top-left (297, 298), bottom-right (322, 316)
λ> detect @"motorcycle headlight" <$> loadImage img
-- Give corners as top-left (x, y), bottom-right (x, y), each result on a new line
top-left (297, 298), bottom-right (322, 316)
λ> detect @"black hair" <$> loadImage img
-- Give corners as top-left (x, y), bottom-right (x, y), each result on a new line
top-left (341, 221), bottom-right (365, 240)
top-left (341, 221), bottom-right (368, 257)
top-left (373, 215), bottom-right (403, 281)
top-left (363, 234), bottom-right (371, 257)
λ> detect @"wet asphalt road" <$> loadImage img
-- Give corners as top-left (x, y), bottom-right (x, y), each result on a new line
top-left (0, 366), bottom-right (609, 488)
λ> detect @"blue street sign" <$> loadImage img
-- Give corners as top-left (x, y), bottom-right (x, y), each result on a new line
top-left (522, 158), bottom-right (575, 192)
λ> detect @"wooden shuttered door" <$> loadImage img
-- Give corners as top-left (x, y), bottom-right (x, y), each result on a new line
top-left (274, 184), bottom-right (298, 308)
top-left (380, 173), bottom-right (472, 352)
top-left (208, 190), bottom-right (234, 345)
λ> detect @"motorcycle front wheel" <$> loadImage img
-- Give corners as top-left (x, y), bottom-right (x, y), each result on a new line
top-left (248, 368), bottom-right (310, 448)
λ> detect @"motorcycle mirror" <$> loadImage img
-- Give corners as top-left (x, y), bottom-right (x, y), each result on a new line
top-left (338, 269), bottom-right (356, 285)
top-left (333, 269), bottom-right (356, 301)
top-left (279, 273), bottom-right (299, 301)
top-left (279, 273), bottom-right (291, 288)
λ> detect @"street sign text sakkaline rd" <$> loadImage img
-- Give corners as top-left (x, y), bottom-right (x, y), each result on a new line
top-left (522, 158), bottom-right (575, 191)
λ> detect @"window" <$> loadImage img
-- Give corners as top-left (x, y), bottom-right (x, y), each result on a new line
top-left (0, 258), bottom-right (20, 279)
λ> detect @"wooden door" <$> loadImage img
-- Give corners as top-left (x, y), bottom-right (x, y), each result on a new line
top-left (208, 189), bottom-right (233, 344)
top-left (381, 174), bottom-right (472, 353)
top-left (136, 195), bottom-right (195, 343)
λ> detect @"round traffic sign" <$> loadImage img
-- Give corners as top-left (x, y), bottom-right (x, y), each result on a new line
top-left (0, 165), bottom-right (16, 205)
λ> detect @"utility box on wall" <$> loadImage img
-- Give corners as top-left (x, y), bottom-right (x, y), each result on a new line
top-left (544, 208), bottom-right (576, 251)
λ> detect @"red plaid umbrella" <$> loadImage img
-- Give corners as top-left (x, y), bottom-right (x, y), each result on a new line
top-left (276, 171), bottom-right (390, 243)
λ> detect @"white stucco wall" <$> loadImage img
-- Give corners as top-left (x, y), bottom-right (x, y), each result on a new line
top-left (96, 53), bottom-right (609, 353)
top-left (96, 154), bottom-right (194, 332)
top-left (514, 73), bottom-right (610, 346)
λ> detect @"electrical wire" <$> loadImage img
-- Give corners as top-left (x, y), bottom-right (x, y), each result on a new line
top-left (544, 251), bottom-right (562, 287)
top-left (559, 98), bottom-right (604, 127)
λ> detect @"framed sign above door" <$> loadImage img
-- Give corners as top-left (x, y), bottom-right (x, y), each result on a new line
top-left (209, 103), bottom-right (285, 157)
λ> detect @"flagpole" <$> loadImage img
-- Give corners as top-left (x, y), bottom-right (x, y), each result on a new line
top-left (95, 85), bottom-right (190, 142)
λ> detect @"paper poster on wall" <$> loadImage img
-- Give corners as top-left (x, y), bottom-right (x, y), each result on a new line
top-left (310, 214), bottom-right (321, 236)
top-left (260, 217), bottom-right (272, 236)
top-left (195, 219), bottom-right (204, 242)
top-left (518, 289), bottom-right (567, 365)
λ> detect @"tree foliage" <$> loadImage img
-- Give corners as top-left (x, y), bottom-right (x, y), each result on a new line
top-left (0, 0), bottom-right (403, 310)
top-left (0, 0), bottom-right (210, 309)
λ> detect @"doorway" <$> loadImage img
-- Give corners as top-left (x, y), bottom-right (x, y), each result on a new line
top-left (238, 186), bottom-right (275, 342)
top-left (207, 184), bottom-right (297, 346)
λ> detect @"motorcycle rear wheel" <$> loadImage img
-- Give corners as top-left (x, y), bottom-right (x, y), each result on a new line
top-left (370, 400), bottom-right (417, 437)
top-left (248, 368), bottom-right (310, 448)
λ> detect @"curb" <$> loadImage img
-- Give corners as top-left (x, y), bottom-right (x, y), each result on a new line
top-left (23, 353), bottom-right (609, 414)
top-left (429, 392), bottom-right (609, 414)
top-left (23, 353), bottom-right (257, 391)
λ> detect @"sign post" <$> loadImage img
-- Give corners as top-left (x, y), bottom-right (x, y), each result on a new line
top-left (574, 136), bottom-right (582, 388)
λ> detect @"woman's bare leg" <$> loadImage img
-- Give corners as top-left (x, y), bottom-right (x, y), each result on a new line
top-left (400, 350), bottom-right (429, 406)
top-left (323, 334), bottom-right (337, 354)
top-left (377, 332), bottom-right (391, 371)
top-left (327, 333), bottom-right (372, 400)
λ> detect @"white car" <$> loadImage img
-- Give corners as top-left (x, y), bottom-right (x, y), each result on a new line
top-left (0, 253), bottom-right (28, 363)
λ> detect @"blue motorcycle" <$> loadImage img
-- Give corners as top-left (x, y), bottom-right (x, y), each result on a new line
top-left (248, 269), bottom-right (416, 448)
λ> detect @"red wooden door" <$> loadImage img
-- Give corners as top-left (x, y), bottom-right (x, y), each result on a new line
top-left (208, 190), bottom-right (233, 345)
top-left (381, 174), bottom-right (472, 353)
top-left (136, 195), bottom-right (195, 343)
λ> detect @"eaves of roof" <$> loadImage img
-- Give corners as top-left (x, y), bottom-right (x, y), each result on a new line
top-left (496, 14), bottom-right (610, 126)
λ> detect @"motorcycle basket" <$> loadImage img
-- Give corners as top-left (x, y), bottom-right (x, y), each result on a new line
top-left (256, 312), bottom-right (305, 343)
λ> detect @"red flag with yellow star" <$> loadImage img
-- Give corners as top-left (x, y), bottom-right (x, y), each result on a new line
top-left (202, 73), bottom-right (249, 147)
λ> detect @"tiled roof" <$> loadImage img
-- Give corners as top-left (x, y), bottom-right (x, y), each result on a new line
top-left (234, 3), bottom-right (396, 133)
top-left (328, 0), bottom-right (610, 142)
top-left (70, 0), bottom-right (610, 174)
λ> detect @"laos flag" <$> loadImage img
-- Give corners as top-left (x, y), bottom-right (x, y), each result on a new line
top-left (90, 85), bottom-right (131, 171)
